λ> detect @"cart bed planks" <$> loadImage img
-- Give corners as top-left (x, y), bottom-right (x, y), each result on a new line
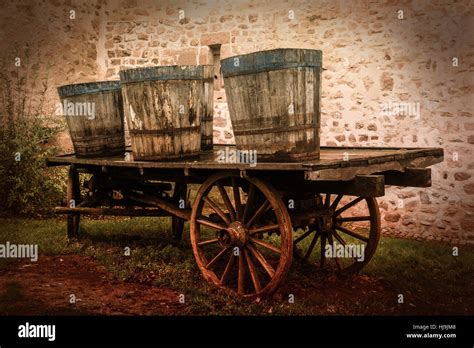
top-left (47, 145), bottom-right (443, 182)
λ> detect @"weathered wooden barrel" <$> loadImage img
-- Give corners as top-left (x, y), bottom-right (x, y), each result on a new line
top-left (201, 79), bottom-right (214, 152)
top-left (221, 48), bottom-right (322, 161)
top-left (57, 81), bottom-right (125, 157)
top-left (119, 65), bottom-right (214, 160)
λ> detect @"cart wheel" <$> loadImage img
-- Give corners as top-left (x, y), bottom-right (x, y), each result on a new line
top-left (172, 182), bottom-right (187, 240)
top-left (190, 172), bottom-right (293, 298)
top-left (67, 166), bottom-right (81, 239)
top-left (294, 194), bottom-right (380, 274)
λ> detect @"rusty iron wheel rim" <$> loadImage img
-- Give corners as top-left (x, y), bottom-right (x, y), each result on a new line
top-left (294, 194), bottom-right (380, 274)
top-left (190, 171), bottom-right (293, 298)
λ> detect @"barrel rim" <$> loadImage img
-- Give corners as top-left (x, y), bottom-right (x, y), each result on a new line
top-left (120, 65), bottom-right (214, 84)
top-left (221, 48), bottom-right (322, 77)
top-left (57, 80), bottom-right (121, 97)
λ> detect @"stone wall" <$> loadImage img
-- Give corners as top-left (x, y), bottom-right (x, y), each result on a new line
top-left (1, 0), bottom-right (473, 244)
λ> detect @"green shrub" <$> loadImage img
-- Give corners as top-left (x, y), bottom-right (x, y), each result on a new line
top-left (0, 49), bottom-right (66, 216)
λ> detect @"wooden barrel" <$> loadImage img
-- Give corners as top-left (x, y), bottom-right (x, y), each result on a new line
top-left (57, 81), bottom-right (125, 158)
top-left (221, 48), bottom-right (322, 161)
top-left (201, 79), bottom-right (214, 152)
top-left (119, 65), bottom-right (213, 160)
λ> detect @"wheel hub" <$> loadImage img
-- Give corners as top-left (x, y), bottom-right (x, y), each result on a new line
top-left (218, 221), bottom-right (248, 247)
top-left (321, 214), bottom-right (334, 232)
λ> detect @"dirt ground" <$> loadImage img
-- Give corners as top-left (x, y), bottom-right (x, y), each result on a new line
top-left (0, 255), bottom-right (184, 315)
top-left (0, 254), bottom-right (401, 315)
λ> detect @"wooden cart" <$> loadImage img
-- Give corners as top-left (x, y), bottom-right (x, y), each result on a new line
top-left (47, 145), bottom-right (443, 298)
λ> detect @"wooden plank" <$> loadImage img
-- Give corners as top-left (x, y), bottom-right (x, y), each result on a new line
top-left (270, 173), bottom-right (384, 197)
top-left (305, 161), bottom-right (404, 181)
top-left (383, 168), bottom-right (432, 187)
top-left (367, 155), bottom-right (396, 165)
top-left (46, 146), bottom-right (444, 173)
top-left (310, 175), bottom-right (385, 197)
top-left (127, 192), bottom-right (191, 220)
top-left (404, 155), bottom-right (443, 169)
top-left (304, 154), bottom-right (443, 181)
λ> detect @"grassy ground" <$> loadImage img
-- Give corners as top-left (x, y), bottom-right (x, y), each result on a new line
top-left (0, 217), bottom-right (473, 315)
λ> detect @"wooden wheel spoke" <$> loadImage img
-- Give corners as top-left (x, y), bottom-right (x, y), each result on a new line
top-left (247, 244), bottom-right (275, 277)
top-left (327, 233), bottom-right (341, 271)
top-left (303, 230), bottom-right (320, 260)
top-left (242, 183), bottom-right (256, 223)
top-left (197, 216), bottom-right (226, 231)
top-left (333, 230), bottom-right (359, 263)
top-left (216, 182), bottom-right (236, 222)
top-left (320, 232), bottom-right (326, 269)
top-left (203, 196), bottom-right (230, 225)
top-left (237, 249), bottom-right (246, 295)
top-left (335, 196), bottom-right (364, 216)
top-left (332, 230), bottom-right (346, 246)
top-left (244, 248), bottom-right (261, 292)
top-left (335, 225), bottom-right (369, 243)
top-left (220, 253), bottom-right (235, 284)
top-left (249, 224), bottom-right (280, 235)
top-left (294, 228), bottom-right (314, 245)
top-left (330, 194), bottom-right (344, 210)
top-left (249, 237), bottom-right (281, 254)
top-left (231, 177), bottom-right (243, 220)
top-left (324, 193), bottom-right (331, 208)
top-left (246, 200), bottom-right (270, 228)
top-left (335, 216), bottom-right (371, 223)
top-left (206, 247), bottom-right (231, 269)
top-left (197, 238), bottom-right (219, 247)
